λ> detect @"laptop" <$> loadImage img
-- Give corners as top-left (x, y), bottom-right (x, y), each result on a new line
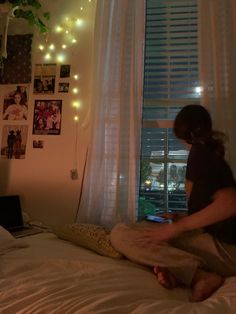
top-left (0, 195), bottom-right (43, 238)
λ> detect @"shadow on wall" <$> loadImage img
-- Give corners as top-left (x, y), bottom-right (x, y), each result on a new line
top-left (0, 159), bottom-right (10, 194)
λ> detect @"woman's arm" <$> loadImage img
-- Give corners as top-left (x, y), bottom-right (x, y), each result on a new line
top-left (174, 187), bottom-right (236, 234)
top-left (141, 187), bottom-right (236, 243)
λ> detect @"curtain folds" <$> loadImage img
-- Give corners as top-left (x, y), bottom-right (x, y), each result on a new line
top-left (198, 0), bottom-right (236, 175)
top-left (76, 0), bottom-right (145, 227)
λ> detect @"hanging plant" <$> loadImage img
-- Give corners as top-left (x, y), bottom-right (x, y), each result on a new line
top-left (8, 0), bottom-right (50, 33)
top-left (0, 0), bottom-right (50, 68)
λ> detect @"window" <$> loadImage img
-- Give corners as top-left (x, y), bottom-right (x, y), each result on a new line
top-left (138, 0), bottom-right (200, 218)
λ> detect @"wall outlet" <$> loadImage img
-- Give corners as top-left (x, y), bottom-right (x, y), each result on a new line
top-left (70, 169), bottom-right (78, 180)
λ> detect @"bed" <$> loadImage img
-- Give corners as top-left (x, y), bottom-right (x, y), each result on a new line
top-left (1, 223), bottom-right (236, 314)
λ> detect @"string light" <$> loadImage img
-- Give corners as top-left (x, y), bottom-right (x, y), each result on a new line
top-left (35, 1), bottom-right (94, 124)
top-left (55, 25), bottom-right (63, 33)
top-left (56, 53), bottom-right (65, 62)
top-left (72, 100), bottom-right (81, 109)
top-left (44, 53), bottom-right (51, 60)
top-left (38, 44), bottom-right (44, 51)
top-left (72, 87), bottom-right (79, 94)
top-left (75, 18), bottom-right (83, 27)
top-left (49, 44), bottom-right (55, 50)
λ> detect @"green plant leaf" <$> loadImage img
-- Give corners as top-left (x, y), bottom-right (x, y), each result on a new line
top-left (11, 0), bottom-right (50, 33)
top-left (43, 12), bottom-right (50, 20)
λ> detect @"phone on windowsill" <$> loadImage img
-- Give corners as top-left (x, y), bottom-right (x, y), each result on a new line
top-left (145, 214), bottom-right (172, 224)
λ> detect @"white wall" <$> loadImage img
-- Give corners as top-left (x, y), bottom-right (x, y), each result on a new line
top-left (0, 0), bottom-right (96, 226)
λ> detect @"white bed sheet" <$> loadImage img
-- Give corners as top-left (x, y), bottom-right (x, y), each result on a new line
top-left (0, 232), bottom-right (236, 314)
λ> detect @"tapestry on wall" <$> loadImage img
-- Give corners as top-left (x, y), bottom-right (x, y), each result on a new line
top-left (0, 34), bottom-right (33, 84)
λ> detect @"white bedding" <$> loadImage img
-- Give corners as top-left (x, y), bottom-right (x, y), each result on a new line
top-left (1, 232), bottom-right (236, 314)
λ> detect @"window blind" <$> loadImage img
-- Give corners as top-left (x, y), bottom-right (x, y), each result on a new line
top-left (144, 0), bottom-right (199, 101)
top-left (138, 0), bottom-right (199, 217)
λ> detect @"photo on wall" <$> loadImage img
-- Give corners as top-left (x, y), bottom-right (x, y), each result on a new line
top-left (2, 85), bottom-right (28, 120)
top-left (33, 63), bottom-right (56, 94)
top-left (60, 64), bottom-right (71, 78)
top-left (58, 82), bottom-right (69, 93)
top-left (1, 125), bottom-right (28, 159)
top-left (33, 140), bottom-right (44, 149)
top-left (32, 99), bottom-right (62, 135)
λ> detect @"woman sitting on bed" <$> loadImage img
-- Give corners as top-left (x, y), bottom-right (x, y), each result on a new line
top-left (141, 105), bottom-right (236, 302)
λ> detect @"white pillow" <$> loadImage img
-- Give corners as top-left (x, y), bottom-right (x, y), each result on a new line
top-left (0, 226), bottom-right (28, 254)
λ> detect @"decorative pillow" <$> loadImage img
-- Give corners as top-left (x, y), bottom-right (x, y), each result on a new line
top-left (0, 226), bottom-right (28, 254)
top-left (53, 223), bottom-right (123, 259)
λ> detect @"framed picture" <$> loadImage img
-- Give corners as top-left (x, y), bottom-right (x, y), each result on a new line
top-left (3, 85), bottom-right (29, 120)
top-left (1, 125), bottom-right (28, 159)
top-left (33, 140), bottom-right (44, 149)
top-left (32, 100), bottom-right (62, 135)
top-left (58, 82), bottom-right (69, 93)
top-left (60, 64), bottom-right (71, 78)
top-left (33, 63), bottom-right (56, 94)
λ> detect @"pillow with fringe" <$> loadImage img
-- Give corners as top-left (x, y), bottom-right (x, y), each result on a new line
top-left (53, 223), bottom-right (123, 259)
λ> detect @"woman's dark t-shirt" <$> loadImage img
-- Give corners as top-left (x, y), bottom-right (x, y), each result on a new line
top-left (186, 143), bottom-right (236, 244)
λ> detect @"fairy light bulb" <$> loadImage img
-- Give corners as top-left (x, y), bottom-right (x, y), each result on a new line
top-left (55, 25), bottom-right (63, 33)
top-left (75, 18), bottom-right (83, 27)
top-left (73, 74), bottom-right (79, 80)
top-left (74, 115), bottom-right (79, 121)
top-left (72, 87), bottom-right (79, 94)
top-left (38, 44), bottom-right (44, 51)
top-left (44, 53), bottom-right (51, 60)
top-left (56, 54), bottom-right (65, 63)
top-left (49, 44), bottom-right (55, 51)
top-left (72, 101), bottom-right (81, 108)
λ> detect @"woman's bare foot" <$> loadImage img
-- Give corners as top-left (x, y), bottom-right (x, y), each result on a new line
top-left (190, 269), bottom-right (224, 302)
top-left (154, 266), bottom-right (179, 289)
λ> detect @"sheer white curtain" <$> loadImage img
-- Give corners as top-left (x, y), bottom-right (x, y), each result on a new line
top-left (76, 0), bottom-right (145, 227)
top-left (199, 0), bottom-right (236, 175)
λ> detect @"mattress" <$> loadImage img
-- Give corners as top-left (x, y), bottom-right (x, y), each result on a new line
top-left (0, 232), bottom-right (236, 314)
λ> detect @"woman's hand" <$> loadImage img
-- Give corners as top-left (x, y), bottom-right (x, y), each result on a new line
top-left (137, 222), bottom-right (182, 245)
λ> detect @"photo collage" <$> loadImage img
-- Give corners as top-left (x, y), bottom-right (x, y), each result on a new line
top-left (1, 64), bottom-right (71, 159)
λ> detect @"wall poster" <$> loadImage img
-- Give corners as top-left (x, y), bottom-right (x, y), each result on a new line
top-left (32, 99), bottom-right (62, 135)
top-left (58, 82), bottom-right (69, 93)
top-left (33, 64), bottom-right (56, 94)
top-left (1, 125), bottom-right (28, 159)
top-left (2, 85), bottom-right (29, 120)
top-left (60, 64), bottom-right (71, 78)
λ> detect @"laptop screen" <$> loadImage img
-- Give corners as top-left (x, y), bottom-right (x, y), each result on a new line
top-left (0, 195), bottom-right (24, 230)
